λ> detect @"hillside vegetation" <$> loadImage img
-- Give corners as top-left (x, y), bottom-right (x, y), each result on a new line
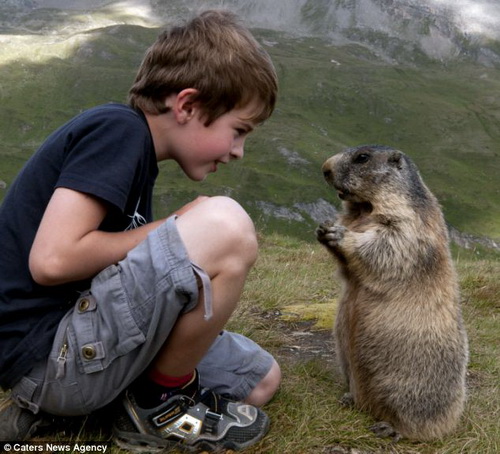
top-left (0, 4), bottom-right (499, 242)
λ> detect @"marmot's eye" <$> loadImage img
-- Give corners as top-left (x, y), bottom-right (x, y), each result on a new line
top-left (353, 153), bottom-right (370, 164)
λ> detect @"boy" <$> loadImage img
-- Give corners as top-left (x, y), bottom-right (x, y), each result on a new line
top-left (0, 10), bottom-right (280, 452)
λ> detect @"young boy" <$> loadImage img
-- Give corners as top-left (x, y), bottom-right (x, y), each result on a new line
top-left (0, 10), bottom-right (280, 451)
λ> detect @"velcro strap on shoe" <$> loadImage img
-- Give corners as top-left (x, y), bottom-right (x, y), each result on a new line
top-left (203, 410), bottom-right (223, 435)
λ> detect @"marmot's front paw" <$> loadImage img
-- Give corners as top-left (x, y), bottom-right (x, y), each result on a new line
top-left (316, 223), bottom-right (346, 248)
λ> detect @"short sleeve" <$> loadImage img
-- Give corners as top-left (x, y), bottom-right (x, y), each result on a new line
top-left (55, 105), bottom-right (153, 213)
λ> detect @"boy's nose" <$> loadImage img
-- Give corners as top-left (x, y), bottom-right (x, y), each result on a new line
top-left (231, 144), bottom-right (244, 160)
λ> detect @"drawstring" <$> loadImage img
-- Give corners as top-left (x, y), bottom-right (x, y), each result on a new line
top-left (191, 262), bottom-right (213, 320)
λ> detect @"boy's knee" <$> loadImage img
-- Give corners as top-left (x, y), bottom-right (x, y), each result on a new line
top-left (204, 196), bottom-right (258, 259)
top-left (176, 196), bottom-right (258, 270)
top-left (245, 360), bottom-right (281, 407)
top-left (207, 196), bottom-right (254, 229)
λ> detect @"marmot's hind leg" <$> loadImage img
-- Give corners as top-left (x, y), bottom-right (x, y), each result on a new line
top-left (370, 421), bottom-right (402, 442)
top-left (339, 392), bottom-right (354, 407)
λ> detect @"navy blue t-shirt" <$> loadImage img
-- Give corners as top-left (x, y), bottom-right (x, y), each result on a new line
top-left (0, 104), bottom-right (158, 389)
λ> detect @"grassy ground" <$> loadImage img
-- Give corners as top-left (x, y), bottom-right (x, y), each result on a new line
top-left (2, 233), bottom-right (499, 453)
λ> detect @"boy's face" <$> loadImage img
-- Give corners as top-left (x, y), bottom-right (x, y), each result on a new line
top-left (171, 100), bottom-right (260, 181)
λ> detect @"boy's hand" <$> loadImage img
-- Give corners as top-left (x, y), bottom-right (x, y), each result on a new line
top-left (173, 196), bottom-right (210, 217)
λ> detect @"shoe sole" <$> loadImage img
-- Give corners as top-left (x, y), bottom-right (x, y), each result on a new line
top-left (113, 434), bottom-right (177, 453)
top-left (113, 432), bottom-right (268, 453)
top-left (113, 412), bottom-right (270, 453)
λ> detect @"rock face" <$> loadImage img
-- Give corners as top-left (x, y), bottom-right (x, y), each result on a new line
top-left (253, 199), bottom-right (338, 224)
top-left (448, 225), bottom-right (500, 252)
top-left (227, 0), bottom-right (500, 66)
top-left (183, 0), bottom-right (500, 66)
top-left (4, 0), bottom-right (500, 66)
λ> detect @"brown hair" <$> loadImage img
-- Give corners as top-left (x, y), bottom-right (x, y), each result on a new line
top-left (128, 10), bottom-right (278, 125)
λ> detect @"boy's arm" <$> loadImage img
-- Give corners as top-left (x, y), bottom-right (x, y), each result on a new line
top-left (29, 187), bottom-right (207, 286)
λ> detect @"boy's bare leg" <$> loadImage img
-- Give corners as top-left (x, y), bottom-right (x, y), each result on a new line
top-left (244, 359), bottom-right (281, 406)
top-left (150, 196), bottom-right (279, 403)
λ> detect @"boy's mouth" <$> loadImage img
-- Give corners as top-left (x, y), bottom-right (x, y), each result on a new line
top-left (213, 160), bottom-right (227, 172)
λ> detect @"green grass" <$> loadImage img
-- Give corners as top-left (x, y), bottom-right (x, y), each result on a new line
top-left (231, 235), bottom-right (500, 454)
top-left (2, 234), bottom-right (498, 453)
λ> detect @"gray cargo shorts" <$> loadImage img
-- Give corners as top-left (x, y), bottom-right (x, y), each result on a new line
top-left (11, 216), bottom-right (274, 416)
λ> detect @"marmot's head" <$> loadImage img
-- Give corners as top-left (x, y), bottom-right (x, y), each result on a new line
top-left (322, 145), bottom-right (429, 207)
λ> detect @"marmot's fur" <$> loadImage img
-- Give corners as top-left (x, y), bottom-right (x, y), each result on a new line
top-left (316, 145), bottom-right (468, 441)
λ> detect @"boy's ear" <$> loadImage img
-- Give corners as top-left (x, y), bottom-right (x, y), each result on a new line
top-left (172, 88), bottom-right (200, 124)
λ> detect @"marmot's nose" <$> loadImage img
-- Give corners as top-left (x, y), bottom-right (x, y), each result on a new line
top-left (322, 157), bottom-right (335, 182)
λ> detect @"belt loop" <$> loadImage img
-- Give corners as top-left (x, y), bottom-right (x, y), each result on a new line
top-left (191, 262), bottom-right (213, 321)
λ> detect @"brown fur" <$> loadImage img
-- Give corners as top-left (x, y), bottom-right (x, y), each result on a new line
top-left (316, 145), bottom-right (468, 441)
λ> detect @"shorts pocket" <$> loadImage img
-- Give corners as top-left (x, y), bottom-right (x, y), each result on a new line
top-left (70, 265), bottom-right (146, 374)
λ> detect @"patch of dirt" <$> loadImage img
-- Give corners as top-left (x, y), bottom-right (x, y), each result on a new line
top-left (261, 309), bottom-right (337, 368)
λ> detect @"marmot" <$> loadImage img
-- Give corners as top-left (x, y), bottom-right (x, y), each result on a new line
top-left (315, 145), bottom-right (468, 441)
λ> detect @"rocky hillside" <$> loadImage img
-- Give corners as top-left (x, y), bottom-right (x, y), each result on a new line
top-left (0, 0), bottom-right (499, 246)
top-left (4, 0), bottom-right (500, 65)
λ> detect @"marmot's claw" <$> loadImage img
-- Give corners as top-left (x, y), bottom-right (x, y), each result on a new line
top-left (315, 224), bottom-right (327, 242)
top-left (316, 224), bottom-right (345, 247)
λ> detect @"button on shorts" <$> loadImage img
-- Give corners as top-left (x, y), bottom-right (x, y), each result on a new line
top-left (11, 216), bottom-right (274, 416)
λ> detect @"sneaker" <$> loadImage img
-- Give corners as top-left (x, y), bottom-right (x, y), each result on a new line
top-left (113, 374), bottom-right (270, 452)
top-left (0, 398), bottom-right (45, 441)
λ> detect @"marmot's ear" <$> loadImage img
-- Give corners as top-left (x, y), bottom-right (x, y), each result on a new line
top-left (388, 150), bottom-right (404, 169)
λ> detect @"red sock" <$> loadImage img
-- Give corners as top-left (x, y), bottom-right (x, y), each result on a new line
top-left (148, 369), bottom-right (194, 389)
top-left (132, 370), bottom-right (197, 409)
